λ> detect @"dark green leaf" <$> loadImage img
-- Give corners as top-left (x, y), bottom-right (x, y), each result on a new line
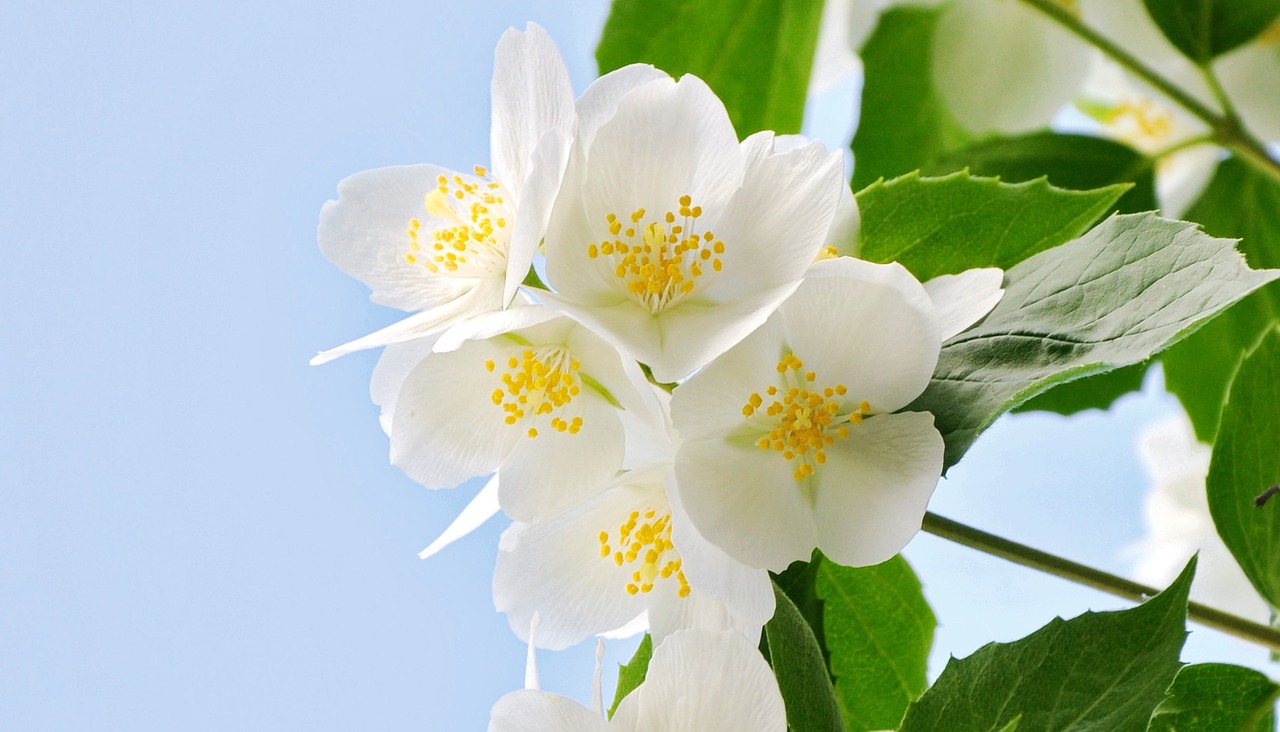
top-left (608, 634), bottom-right (652, 718)
top-left (817, 556), bottom-right (936, 732)
top-left (899, 558), bottom-right (1196, 732)
top-left (1161, 157), bottom-right (1280, 440)
top-left (1207, 326), bottom-right (1280, 609)
top-left (1147, 663), bottom-right (1280, 731)
top-left (924, 132), bottom-right (1158, 218)
top-left (852, 6), bottom-right (971, 189)
top-left (909, 213), bottom-right (1279, 470)
top-left (1014, 361), bottom-right (1150, 416)
top-left (772, 552), bottom-right (830, 665)
top-left (596, 0), bottom-right (824, 137)
top-left (765, 580), bottom-right (844, 732)
top-left (1142, 0), bottom-right (1280, 62)
top-left (855, 170), bottom-right (1129, 282)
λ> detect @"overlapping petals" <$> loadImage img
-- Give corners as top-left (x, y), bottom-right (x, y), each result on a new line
top-left (312, 23), bottom-right (575, 365)
top-left (543, 71), bottom-right (845, 382)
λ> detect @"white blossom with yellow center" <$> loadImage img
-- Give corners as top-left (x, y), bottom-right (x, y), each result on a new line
top-left (489, 630), bottom-right (786, 732)
top-left (672, 258), bottom-right (1001, 571)
top-left (386, 309), bottom-right (653, 523)
top-left (311, 23), bottom-right (575, 365)
top-left (493, 466), bottom-right (774, 650)
top-left (540, 72), bottom-right (845, 382)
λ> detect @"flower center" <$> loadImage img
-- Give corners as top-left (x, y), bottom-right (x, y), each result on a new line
top-left (485, 345), bottom-right (584, 439)
top-left (1100, 98), bottom-right (1176, 154)
top-left (586, 195), bottom-right (725, 314)
top-left (597, 508), bottom-right (690, 597)
top-left (405, 165), bottom-right (511, 277)
top-left (741, 353), bottom-right (870, 481)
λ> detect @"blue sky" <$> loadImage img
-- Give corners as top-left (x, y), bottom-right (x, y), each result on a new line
top-left (1, 1), bottom-right (1271, 729)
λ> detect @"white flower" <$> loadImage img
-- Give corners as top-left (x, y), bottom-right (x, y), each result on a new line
top-left (540, 70), bottom-right (846, 382)
top-left (1215, 20), bottom-right (1280, 143)
top-left (311, 23), bottom-right (575, 365)
top-left (671, 257), bottom-right (1001, 571)
top-left (1129, 412), bottom-right (1273, 624)
top-left (488, 629), bottom-right (786, 732)
top-left (933, 0), bottom-right (1095, 134)
top-left (385, 307), bottom-right (652, 523)
top-left (493, 466), bottom-right (774, 651)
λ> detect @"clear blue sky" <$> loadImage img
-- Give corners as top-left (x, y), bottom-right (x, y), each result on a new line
top-left (0, 1), bottom-right (1269, 729)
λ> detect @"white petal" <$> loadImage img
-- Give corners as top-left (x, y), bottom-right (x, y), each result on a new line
top-left (432, 301), bottom-right (558, 354)
top-left (489, 22), bottom-right (576, 192)
top-left (812, 411), bottom-right (943, 567)
top-left (498, 391), bottom-right (625, 522)
top-left (1215, 43), bottom-right (1280, 143)
top-left (505, 129), bottom-right (572, 306)
top-left (576, 65), bottom-right (670, 152)
top-left (390, 338), bottom-right (519, 489)
top-left (782, 257), bottom-right (940, 413)
top-left (812, 0), bottom-right (858, 91)
top-left (418, 474), bottom-right (500, 559)
top-left (923, 268), bottom-right (1004, 341)
top-left (611, 630), bottom-right (786, 732)
top-left (488, 690), bottom-right (609, 732)
top-left (492, 483), bottom-right (664, 650)
top-left (309, 280), bottom-right (501, 365)
top-left (674, 436), bottom-right (818, 572)
top-left (646, 589), bottom-right (736, 645)
top-left (370, 336), bottom-right (438, 436)
top-left (933, 0), bottom-right (1093, 133)
top-left (847, 0), bottom-right (884, 54)
top-left (318, 164), bottom-right (479, 311)
top-left (1156, 145), bottom-right (1220, 220)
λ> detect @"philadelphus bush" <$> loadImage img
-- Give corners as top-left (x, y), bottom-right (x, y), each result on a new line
top-left (315, 6), bottom-right (1280, 728)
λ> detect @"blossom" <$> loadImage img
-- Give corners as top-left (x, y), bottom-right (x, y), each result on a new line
top-left (671, 257), bottom-right (1001, 571)
top-left (384, 307), bottom-right (653, 523)
top-left (488, 629), bottom-right (786, 731)
top-left (1215, 19), bottom-right (1280, 143)
top-left (540, 69), bottom-right (846, 382)
top-left (493, 466), bottom-right (774, 650)
top-left (1129, 412), bottom-right (1273, 624)
top-left (311, 23), bottom-right (575, 365)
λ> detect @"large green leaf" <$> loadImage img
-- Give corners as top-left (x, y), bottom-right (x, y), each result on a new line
top-left (772, 553), bottom-right (830, 665)
top-left (899, 559), bottom-right (1196, 732)
top-left (1147, 663), bottom-right (1279, 731)
top-left (924, 133), bottom-right (1159, 416)
top-left (1142, 0), bottom-right (1280, 62)
top-left (852, 6), bottom-right (971, 189)
top-left (855, 171), bottom-right (1128, 282)
top-left (596, 0), bottom-right (824, 137)
top-left (1207, 326), bottom-right (1280, 609)
top-left (925, 132), bottom-right (1157, 222)
top-left (817, 556), bottom-right (935, 732)
top-left (765, 581), bottom-right (844, 732)
top-left (1161, 157), bottom-right (1280, 440)
top-left (908, 213), bottom-right (1280, 470)
top-left (608, 634), bottom-right (652, 718)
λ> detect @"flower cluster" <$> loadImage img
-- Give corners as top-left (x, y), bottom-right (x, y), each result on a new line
top-left (315, 23), bottom-right (1003, 727)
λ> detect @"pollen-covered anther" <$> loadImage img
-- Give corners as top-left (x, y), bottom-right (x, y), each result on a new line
top-left (597, 508), bottom-right (691, 598)
top-left (585, 195), bottom-right (725, 313)
top-left (403, 166), bottom-right (511, 276)
top-left (491, 346), bottom-right (583, 437)
top-left (743, 354), bottom-right (872, 481)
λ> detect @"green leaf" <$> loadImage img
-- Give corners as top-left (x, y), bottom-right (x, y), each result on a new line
top-left (1147, 663), bottom-right (1280, 731)
top-left (899, 558), bottom-right (1196, 732)
top-left (923, 133), bottom-right (1159, 416)
top-left (817, 555), bottom-right (936, 732)
top-left (908, 213), bottom-right (1280, 470)
top-left (852, 6), bottom-right (971, 189)
top-left (855, 170), bottom-right (1129, 282)
top-left (924, 132), bottom-right (1158, 220)
top-left (765, 580), bottom-right (844, 732)
top-left (772, 552), bottom-right (830, 665)
top-left (595, 0), bottom-right (824, 137)
top-left (608, 634), bottom-right (652, 719)
top-left (1161, 157), bottom-right (1280, 440)
top-left (1142, 0), bottom-right (1280, 62)
top-left (1207, 326), bottom-right (1280, 609)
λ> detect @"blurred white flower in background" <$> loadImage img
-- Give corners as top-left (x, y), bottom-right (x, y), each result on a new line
top-left (1129, 411), bottom-right (1273, 624)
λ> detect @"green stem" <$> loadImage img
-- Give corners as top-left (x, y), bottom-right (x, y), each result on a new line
top-left (922, 512), bottom-right (1280, 653)
top-left (1150, 132), bottom-right (1215, 161)
top-left (1016, 0), bottom-right (1280, 185)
